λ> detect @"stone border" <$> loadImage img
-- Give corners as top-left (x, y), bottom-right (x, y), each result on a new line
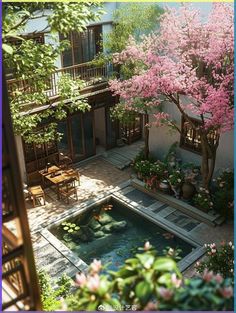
top-left (42, 185), bottom-right (205, 274)
top-left (132, 178), bottom-right (221, 226)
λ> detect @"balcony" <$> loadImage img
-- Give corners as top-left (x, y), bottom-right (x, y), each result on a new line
top-left (6, 61), bottom-right (113, 111)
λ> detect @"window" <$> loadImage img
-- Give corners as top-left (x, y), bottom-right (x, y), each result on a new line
top-left (60, 26), bottom-right (102, 67)
top-left (180, 116), bottom-right (218, 154)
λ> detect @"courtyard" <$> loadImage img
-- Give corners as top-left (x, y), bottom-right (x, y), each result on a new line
top-left (2, 1), bottom-right (234, 312)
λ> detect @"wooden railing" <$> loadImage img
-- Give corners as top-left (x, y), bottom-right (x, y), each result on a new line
top-left (7, 61), bottom-right (113, 99)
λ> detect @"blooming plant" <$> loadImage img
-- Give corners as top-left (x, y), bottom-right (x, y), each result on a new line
top-left (66, 243), bottom-right (233, 311)
top-left (168, 170), bottom-right (184, 186)
top-left (195, 241), bottom-right (234, 278)
top-left (109, 3), bottom-right (234, 189)
top-left (193, 187), bottom-right (213, 212)
top-left (133, 159), bottom-right (152, 178)
top-left (212, 169), bottom-right (234, 217)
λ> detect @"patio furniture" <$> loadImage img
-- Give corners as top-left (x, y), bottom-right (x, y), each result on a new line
top-left (64, 169), bottom-right (80, 186)
top-left (28, 185), bottom-right (46, 207)
top-left (41, 167), bottom-right (80, 199)
top-left (58, 177), bottom-right (78, 204)
top-left (58, 153), bottom-right (73, 170)
top-left (39, 165), bottom-right (60, 186)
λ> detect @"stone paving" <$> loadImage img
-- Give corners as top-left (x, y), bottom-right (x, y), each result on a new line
top-left (25, 143), bottom-right (233, 279)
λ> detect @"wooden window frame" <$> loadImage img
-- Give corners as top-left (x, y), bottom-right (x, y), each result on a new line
top-left (60, 25), bottom-right (103, 67)
top-left (179, 115), bottom-right (218, 155)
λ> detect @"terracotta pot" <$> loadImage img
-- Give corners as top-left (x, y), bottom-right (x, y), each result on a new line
top-left (182, 182), bottom-right (196, 200)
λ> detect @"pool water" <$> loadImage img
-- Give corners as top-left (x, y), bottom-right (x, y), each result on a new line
top-left (50, 199), bottom-right (194, 271)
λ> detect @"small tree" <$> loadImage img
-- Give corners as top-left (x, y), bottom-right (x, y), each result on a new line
top-left (3, 2), bottom-right (103, 143)
top-left (109, 3), bottom-right (234, 188)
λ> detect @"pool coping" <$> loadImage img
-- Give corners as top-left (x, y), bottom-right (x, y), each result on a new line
top-left (41, 182), bottom-right (206, 275)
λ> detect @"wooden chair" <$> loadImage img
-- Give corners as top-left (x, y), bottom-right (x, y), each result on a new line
top-left (65, 169), bottom-right (80, 186)
top-left (28, 185), bottom-right (46, 207)
top-left (58, 154), bottom-right (73, 170)
top-left (58, 177), bottom-right (78, 204)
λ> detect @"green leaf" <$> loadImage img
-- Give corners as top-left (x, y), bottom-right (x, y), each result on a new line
top-left (2, 43), bottom-right (13, 55)
top-left (153, 257), bottom-right (177, 272)
top-left (135, 280), bottom-right (152, 304)
top-left (137, 253), bottom-right (155, 269)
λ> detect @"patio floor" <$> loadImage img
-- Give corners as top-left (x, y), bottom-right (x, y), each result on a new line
top-left (25, 143), bottom-right (233, 279)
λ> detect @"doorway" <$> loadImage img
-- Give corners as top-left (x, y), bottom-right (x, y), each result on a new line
top-left (94, 107), bottom-right (106, 154)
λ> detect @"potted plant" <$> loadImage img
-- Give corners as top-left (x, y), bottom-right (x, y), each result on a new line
top-left (168, 170), bottom-right (184, 198)
top-left (133, 159), bottom-right (151, 181)
top-left (192, 187), bottom-right (213, 212)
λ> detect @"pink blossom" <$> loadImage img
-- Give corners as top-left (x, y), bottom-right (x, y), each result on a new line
top-left (87, 274), bottom-right (100, 292)
top-left (158, 287), bottom-right (173, 300)
top-left (219, 286), bottom-right (233, 299)
top-left (171, 273), bottom-right (182, 288)
top-left (203, 269), bottom-right (214, 282)
top-left (109, 4), bottom-right (233, 134)
top-left (90, 259), bottom-right (102, 274)
top-left (75, 272), bottom-right (87, 287)
top-left (144, 241), bottom-right (152, 251)
top-left (214, 274), bottom-right (223, 284)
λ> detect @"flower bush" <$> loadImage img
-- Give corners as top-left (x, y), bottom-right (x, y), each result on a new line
top-left (193, 187), bottom-right (213, 212)
top-left (168, 170), bottom-right (184, 186)
top-left (195, 241), bottom-right (234, 279)
top-left (66, 243), bottom-right (233, 311)
top-left (213, 169), bottom-right (234, 218)
top-left (133, 159), bottom-right (152, 179)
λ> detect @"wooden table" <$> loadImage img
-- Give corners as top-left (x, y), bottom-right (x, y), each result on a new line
top-left (39, 166), bottom-right (60, 186)
top-left (41, 168), bottom-right (78, 199)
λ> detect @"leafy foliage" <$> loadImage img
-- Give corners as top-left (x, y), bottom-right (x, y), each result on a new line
top-left (37, 269), bottom-right (72, 311)
top-left (3, 2), bottom-right (102, 143)
top-left (67, 245), bottom-right (233, 311)
top-left (195, 242), bottom-right (234, 278)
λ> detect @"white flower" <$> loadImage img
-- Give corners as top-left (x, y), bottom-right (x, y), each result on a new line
top-left (199, 187), bottom-right (203, 191)
top-left (228, 241), bottom-right (232, 246)
top-left (177, 179), bottom-right (181, 183)
top-left (210, 202), bottom-right (213, 206)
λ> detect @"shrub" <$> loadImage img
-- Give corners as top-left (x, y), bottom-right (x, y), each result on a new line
top-left (212, 169), bottom-right (234, 218)
top-left (38, 269), bottom-right (72, 311)
top-left (66, 244), bottom-right (233, 311)
top-left (195, 241), bottom-right (234, 279)
top-left (193, 187), bottom-right (213, 212)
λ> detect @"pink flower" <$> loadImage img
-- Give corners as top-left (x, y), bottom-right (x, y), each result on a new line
top-left (144, 301), bottom-right (157, 310)
top-left (171, 273), bottom-right (182, 288)
top-left (90, 259), bottom-right (102, 274)
top-left (87, 274), bottom-right (100, 292)
top-left (214, 273), bottom-right (223, 284)
top-left (203, 269), bottom-right (214, 282)
top-left (75, 272), bottom-right (87, 287)
top-left (144, 241), bottom-right (152, 251)
top-left (219, 286), bottom-right (233, 299)
top-left (158, 287), bottom-right (173, 301)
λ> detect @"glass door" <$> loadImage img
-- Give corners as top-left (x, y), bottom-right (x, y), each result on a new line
top-left (57, 120), bottom-right (71, 157)
top-left (70, 114), bottom-right (86, 161)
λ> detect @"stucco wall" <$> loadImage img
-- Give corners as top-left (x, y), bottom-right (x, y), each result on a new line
top-left (149, 103), bottom-right (234, 175)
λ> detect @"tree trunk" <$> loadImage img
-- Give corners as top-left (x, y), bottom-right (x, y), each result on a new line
top-left (200, 133), bottom-right (218, 189)
top-left (143, 113), bottom-right (149, 159)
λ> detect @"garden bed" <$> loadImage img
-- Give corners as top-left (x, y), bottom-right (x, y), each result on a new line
top-left (131, 178), bottom-right (223, 226)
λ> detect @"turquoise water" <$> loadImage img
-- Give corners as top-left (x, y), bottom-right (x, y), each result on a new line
top-left (51, 199), bottom-right (194, 271)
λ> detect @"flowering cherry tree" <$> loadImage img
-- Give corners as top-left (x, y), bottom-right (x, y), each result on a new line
top-left (109, 3), bottom-right (234, 188)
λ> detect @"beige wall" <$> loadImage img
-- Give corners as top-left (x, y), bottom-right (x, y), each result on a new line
top-left (149, 103), bottom-right (234, 175)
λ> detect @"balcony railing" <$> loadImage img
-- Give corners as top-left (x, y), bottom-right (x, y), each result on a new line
top-left (7, 61), bottom-right (113, 100)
